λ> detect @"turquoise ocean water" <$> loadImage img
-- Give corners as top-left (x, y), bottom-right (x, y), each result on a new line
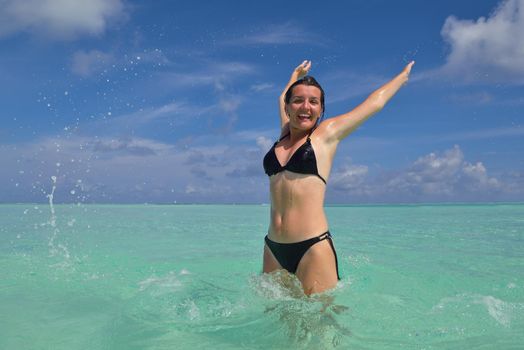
top-left (1, 203), bottom-right (523, 349)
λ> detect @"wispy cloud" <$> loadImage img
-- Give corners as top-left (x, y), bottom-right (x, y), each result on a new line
top-left (446, 91), bottom-right (494, 105)
top-left (250, 83), bottom-right (275, 92)
top-left (151, 61), bottom-right (257, 132)
top-left (0, 0), bottom-right (127, 40)
top-left (437, 126), bottom-right (524, 142)
top-left (158, 61), bottom-right (256, 89)
top-left (366, 126), bottom-right (524, 145)
top-left (223, 22), bottom-right (328, 46)
top-left (322, 70), bottom-right (388, 104)
top-left (78, 102), bottom-right (211, 137)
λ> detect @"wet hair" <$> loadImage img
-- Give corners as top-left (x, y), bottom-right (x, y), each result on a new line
top-left (284, 76), bottom-right (325, 119)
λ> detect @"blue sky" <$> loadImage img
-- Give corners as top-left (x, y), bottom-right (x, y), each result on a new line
top-left (1, 0), bottom-right (523, 204)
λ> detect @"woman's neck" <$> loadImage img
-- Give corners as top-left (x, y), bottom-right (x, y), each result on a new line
top-left (288, 126), bottom-right (314, 142)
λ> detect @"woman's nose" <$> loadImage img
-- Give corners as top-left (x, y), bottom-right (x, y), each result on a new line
top-left (301, 100), bottom-right (311, 110)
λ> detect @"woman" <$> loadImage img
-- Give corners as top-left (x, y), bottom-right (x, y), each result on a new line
top-left (263, 60), bottom-right (414, 295)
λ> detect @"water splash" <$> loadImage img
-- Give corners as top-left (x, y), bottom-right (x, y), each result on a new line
top-left (46, 174), bottom-right (71, 264)
top-left (432, 293), bottom-right (524, 327)
top-left (249, 271), bottom-right (351, 347)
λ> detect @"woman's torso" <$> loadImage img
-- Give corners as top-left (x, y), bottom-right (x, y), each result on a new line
top-left (264, 130), bottom-right (336, 243)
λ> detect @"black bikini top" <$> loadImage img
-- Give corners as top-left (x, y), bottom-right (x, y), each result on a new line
top-left (263, 132), bottom-right (327, 184)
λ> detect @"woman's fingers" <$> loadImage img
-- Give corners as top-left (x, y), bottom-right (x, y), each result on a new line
top-left (404, 60), bottom-right (415, 76)
top-left (295, 60), bottom-right (311, 78)
top-left (295, 60), bottom-right (308, 71)
top-left (304, 60), bottom-right (311, 72)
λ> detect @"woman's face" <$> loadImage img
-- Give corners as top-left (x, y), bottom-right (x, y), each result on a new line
top-left (286, 84), bottom-right (323, 131)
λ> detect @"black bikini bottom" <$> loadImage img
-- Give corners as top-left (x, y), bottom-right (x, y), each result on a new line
top-left (265, 231), bottom-right (340, 280)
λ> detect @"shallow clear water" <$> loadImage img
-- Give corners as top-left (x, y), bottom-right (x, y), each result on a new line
top-left (1, 203), bottom-right (523, 349)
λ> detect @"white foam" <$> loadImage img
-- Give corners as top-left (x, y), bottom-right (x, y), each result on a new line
top-left (183, 299), bottom-right (200, 320)
top-left (432, 293), bottom-right (520, 327)
top-left (347, 254), bottom-right (371, 267)
top-left (479, 295), bottom-right (512, 327)
top-left (138, 271), bottom-right (183, 294)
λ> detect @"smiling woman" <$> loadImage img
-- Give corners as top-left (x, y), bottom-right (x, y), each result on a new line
top-left (262, 60), bottom-right (414, 295)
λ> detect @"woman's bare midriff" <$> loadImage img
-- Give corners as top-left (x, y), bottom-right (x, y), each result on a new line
top-left (268, 171), bottom-right (328, 243)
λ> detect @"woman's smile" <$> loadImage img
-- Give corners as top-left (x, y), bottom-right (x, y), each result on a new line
top-left (287, 85), bottom-right (322, 128)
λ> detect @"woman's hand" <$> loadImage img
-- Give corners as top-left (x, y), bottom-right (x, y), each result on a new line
top-left (402, 61), bottom-right (415, 81)
top-left (292, 60), bottom-right (312, 80)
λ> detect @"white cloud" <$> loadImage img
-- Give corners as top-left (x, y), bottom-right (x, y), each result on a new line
top-left (0, 0), bottom-right (126, 40)
top-left (384, 145), bottom-right (501, 198)
top-left (330, 164), bottom-right (369, 192)
top-left (440, 0), bottom-right (524, 83)
top-left (408, 146), bottom-right (464, 184)
top-left (0, 132), bottom-right (267, 203)
top-left (386, 146), bottom-right (462, 196)
top-left (2, 134), bottom-right (521, 204)
top-left (71, 50), bottom-right (114, 77)
top-left (256, 136), bottom-right (273, 152)
top-left (461, 162), bottom-right (501, 191)
top-left (328, 145), bottom-right (515, 202)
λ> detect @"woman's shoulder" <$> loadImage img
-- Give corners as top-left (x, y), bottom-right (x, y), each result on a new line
top-left (311, 118), bottom-right (333, 137)
top-left (310, 118), bottom-right (341, 148)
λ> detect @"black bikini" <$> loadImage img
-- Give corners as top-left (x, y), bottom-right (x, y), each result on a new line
top-left (263, 132), bottom-right (327, 184)
top-left (263, 131), bottom-right (340, 280)
top-left (265, 232), bottom-right (340, 280)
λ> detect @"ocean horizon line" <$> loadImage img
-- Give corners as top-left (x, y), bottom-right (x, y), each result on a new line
top-left (1, 201), bottom-right (523, 207)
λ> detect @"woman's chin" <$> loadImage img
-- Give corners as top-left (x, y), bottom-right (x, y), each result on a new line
top-left (292, 120), bottom-right (316, 130)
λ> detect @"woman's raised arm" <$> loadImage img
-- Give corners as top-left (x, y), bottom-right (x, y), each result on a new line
top-left (323, 61), bottom-right (415, 143)
top-left (279, 60), bottom-right (311, 132)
